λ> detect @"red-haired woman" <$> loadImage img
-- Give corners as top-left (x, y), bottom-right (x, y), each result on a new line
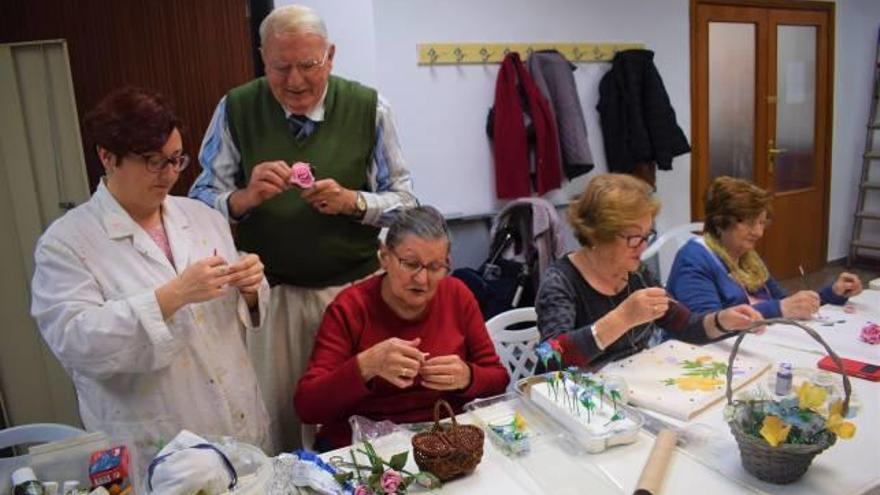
top-left (30, 87), bottom-right (271, 483)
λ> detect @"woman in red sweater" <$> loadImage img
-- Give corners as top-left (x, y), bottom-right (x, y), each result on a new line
top-left (294, 206), bottom-right (510, 450)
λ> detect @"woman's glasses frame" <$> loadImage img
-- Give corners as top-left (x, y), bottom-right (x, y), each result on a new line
top-left (618, 229), bottom-right (657, 249)
top-left (388, 248), bottom-right (450, 279)
top-left (137, 152), bottom-right (191, 173)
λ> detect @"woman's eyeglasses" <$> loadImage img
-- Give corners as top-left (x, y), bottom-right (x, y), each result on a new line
top-left (741, 217), bottom-right (772, 229)
top-left (139, 153), bottom-right (190, 173)
top-left (389, 249), bottom-right (450, 278)
top-left (617, 229), bottom-right (657, 249)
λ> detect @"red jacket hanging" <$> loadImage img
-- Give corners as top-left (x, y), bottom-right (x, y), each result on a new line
top-left (489, 52), bottom-right (562, 198)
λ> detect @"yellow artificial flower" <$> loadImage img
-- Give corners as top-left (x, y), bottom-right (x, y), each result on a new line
top-left (513, 412), bottom-right (527, 431)
top-left (796, 381), bottom-right (827, 411)
top-left (760, 415), bottom-right (791, 447)
top-left (826, 401), bottom-right (856, 439)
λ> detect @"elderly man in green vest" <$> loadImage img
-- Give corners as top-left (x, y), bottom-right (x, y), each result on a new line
top-left (190, 4), bottom-right (417, 452)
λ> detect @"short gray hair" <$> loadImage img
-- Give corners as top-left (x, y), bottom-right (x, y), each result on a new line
top-left (259, 5), bottom-right (328, 46)
top-left (385, 206), bottom-right (451, 251)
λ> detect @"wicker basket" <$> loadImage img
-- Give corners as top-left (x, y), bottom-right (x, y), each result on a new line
top-left (724, 318), bottom-right (852, 485)
top-left (411, 399), bottom-right (484, 481)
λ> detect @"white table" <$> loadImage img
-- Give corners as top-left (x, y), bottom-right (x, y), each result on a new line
top-left (323, 291), bottom-right (880, 495)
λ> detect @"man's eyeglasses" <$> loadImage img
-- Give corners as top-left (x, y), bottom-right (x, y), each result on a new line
top-left (139, 153), bottom-right (190, 173)
top-left (267, 47), bottom-right (330, 77)
top-left (389, 249), bottom-right (450, 278)
top-left (618, 229), bottom-right (657, 249)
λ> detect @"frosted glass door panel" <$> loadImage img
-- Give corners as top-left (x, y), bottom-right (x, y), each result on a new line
top-left (775, 25), bottom-right (817, 191)
top-left (709, 22), bottom-right (755, 180)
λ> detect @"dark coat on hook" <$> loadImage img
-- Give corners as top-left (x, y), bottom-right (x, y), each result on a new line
top-left (597, 49), bottom-right (690, 175)
top-left (488, 52), bottom-right (562, 198)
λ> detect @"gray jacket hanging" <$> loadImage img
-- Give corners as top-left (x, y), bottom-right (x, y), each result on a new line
top-left (527, 50), bottom-right (594, 180)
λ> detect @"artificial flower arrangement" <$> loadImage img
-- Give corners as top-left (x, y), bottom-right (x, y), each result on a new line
top-left (487, 411), bottom-right (531, 455)
top-left (722, 317), bottom-right (858, 484)
top-left (333, 441), bottom-right (441, 495)
top-left (535, 339), bottom-right (626, 425)
top-left (525, 339), bottom-right (642, 453)
top-left (727, 381), bottom-right (856, 448)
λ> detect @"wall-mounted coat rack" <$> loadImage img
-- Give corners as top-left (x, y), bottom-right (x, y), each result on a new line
top-left (417, 42), bottom-right (644, 65)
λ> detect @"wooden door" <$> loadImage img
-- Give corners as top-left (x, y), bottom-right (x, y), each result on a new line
top-left (691, 1), bottom-right (834, 279)
top-left (0, 0), bottom-right (256, 195)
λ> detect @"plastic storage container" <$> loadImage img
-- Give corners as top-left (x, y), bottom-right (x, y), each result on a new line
top-left (209, 438), bottom-right (272, 495)
top-left (516, 372), bottom-right (644, 454)
top-left (464, 393), bottom-right (549, 457)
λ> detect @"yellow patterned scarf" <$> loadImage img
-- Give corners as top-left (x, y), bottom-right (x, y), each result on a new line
top-left (703, 234), bottom-right (769, 293)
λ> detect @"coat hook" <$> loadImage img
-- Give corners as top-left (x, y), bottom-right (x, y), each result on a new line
top-left (572, 46), bottom-right (584, 61)
top-left (479, 47), bottom-right (492, 62)
top-left (453, 46), bottom-right (465, 63)
top-left (427, 47), bottom-right (438, 64)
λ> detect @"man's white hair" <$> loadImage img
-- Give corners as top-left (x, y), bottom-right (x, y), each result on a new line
top-left (259, 5), bottom-right (328, 46)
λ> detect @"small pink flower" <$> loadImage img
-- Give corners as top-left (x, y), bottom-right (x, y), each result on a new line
top-left (860, 322), bottom-right (880, 345)
top-left (380, 469), bottom-right (402, 494)
top-left (354, 484), bottom-right (372, 495)
top-left (289, 161), bottom-right (315, 189)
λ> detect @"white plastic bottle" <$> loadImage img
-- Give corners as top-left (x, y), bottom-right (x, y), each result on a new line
top-left (11, 467), bottom-right (45, 495)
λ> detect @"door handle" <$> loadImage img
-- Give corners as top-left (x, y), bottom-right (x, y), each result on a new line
top-left (767, 148), bottom-right (787, 174)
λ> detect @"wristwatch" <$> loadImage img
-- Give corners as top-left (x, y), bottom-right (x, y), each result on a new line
top-left (353, 192), bottom-right (367, 219)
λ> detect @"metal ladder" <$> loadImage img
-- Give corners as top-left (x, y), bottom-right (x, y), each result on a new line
top-left (848, 28), bottom-right (880, 266)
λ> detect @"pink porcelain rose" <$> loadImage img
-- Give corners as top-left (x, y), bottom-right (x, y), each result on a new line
top-left (289, 161), bottom-right (315, 189)
top-left (380, 469), bottom-right (402, 494)
top-left (353, 485), bottom-right (372, 495)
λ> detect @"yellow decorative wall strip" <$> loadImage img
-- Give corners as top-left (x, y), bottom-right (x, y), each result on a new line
top-left (417, 42), bottom-right (645, 65)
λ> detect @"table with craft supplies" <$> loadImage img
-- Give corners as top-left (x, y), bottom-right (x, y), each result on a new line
top-left (317, 290), bottom-right (880, 495)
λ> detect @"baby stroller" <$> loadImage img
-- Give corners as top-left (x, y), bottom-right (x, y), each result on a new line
top-left (454, 198), bottom-right (565, 320)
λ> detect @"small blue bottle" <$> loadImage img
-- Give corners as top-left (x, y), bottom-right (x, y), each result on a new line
top-left (775, 363), bottom-right (793, 396)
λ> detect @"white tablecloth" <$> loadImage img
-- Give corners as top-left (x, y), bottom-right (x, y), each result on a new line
top-left (322, 290), bottom-right (880, 495)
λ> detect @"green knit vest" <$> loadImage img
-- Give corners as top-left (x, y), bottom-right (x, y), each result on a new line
top-left (226, 76), bottom-right (379, 287)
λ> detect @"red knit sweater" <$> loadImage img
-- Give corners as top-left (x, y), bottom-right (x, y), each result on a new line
top-left (294, 275), bottom-right (510, 449)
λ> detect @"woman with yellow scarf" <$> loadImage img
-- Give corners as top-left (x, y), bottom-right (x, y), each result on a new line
top-left (666, 177), bottom-right (862, 319)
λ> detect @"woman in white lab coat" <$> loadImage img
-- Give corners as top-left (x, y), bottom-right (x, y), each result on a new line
top-left (30, 87), bottom-right (272, 483)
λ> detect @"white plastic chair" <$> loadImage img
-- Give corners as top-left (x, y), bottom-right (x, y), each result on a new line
top-left (485, 307), bottom-right (540, 389)
top-left (0, 423), bottom-right (86, 491)
top-left (640, 222), bottom-right (704, 285)
top-left (301, 424), bottom-right (317, 451)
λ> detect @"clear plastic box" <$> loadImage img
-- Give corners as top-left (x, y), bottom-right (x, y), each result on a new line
top-left (464, 392), bottom-right (550, 457)
top-left (515, 373), bottom-right (644, 454)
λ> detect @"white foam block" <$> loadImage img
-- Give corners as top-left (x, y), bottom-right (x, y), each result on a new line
top-left (530, 380), bottom-right (638, 453)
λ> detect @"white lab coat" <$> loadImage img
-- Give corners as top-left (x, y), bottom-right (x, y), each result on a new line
top-left (31, 182), bottom-right (272, 485)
